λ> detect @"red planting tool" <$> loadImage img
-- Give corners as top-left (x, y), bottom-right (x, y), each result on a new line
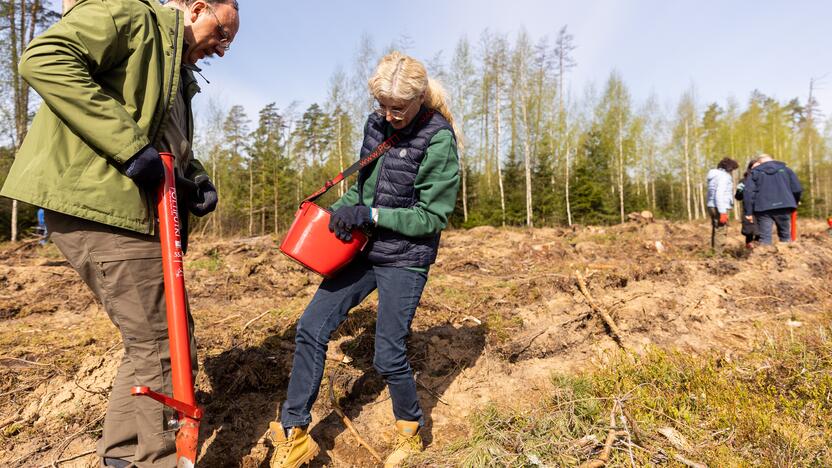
top-left (791, 209), bottom-right (798, 242)
top-left (132, 152), bottom-right (201, 468)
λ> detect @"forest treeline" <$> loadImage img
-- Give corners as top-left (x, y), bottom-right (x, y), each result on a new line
top-left (0, 4), bottom-right (829, 239)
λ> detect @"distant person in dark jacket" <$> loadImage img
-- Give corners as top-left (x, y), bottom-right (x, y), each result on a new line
top-left (706, 157), bottom-right (739, 253)
top-left (735, 158), bottom-right (762, 248)
top-left (743, 154), bottom-right (802, 245)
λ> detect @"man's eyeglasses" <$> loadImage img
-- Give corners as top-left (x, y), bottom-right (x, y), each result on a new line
top-left (206, 6), bottom-right (231, 51)
top-left (373, 98), bottom-right (420, 122)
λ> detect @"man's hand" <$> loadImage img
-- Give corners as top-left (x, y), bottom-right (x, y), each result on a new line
top-left (189, 174), bottom-right (218, 217)
top-left (745, 215), bottom-right (754, 224)
top-left (124, 146), bottom-right (163, 188)
top-left (329, 205), bottom-right (371, 242)
top-left (718, 213), bottom-right (729, 226)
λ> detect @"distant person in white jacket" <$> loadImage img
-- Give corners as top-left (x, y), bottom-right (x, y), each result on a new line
top-left (706, 157), bottom-right (739, 253)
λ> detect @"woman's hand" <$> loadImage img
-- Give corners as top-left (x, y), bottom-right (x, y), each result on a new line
top-left (329, 206), bottom-right (372, 241)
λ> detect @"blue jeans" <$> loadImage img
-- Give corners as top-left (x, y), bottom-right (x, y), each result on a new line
top-left (281, 258), bottom-right (428, 428)
top-left (756, 208), bottom-right (793, 245)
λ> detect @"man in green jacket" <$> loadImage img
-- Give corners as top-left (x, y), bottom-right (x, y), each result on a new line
top-left (1, 1), bottom-right (239, 466)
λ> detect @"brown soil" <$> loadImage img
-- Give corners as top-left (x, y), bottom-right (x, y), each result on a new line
top-left (2, 220), bottom-right (831, 467)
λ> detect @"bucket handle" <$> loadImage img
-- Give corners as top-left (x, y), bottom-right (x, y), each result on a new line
top-left (301, 110), bottom-right (436, 207)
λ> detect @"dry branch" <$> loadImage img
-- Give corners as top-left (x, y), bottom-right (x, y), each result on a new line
top-left (578, 404), bottom-right (618, 468)
top-left (673, 454), bottom-right (708, 468)
top-left (40, 448), bottom-right (96, 467)
top-left (414, 377), bottom-right (450, 406)
top-left (574, 271), bottom-right (626, 349)
top-left (327, 370), bottom-right (383, 463)
top-left (210, 313), bottom-right (241, 326)
top-left (241, 310), bottom-right (271, 331)
top-left (275, 341), bottom-right (352, 364)
top-left (49, 414), bottom-right (105, 466)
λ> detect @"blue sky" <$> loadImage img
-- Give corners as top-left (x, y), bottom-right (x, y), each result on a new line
top-left (197, 0), bottom-right (832, 123)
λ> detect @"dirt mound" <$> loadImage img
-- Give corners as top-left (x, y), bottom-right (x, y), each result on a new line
top-left (2, 220), bottom-right (831, 466)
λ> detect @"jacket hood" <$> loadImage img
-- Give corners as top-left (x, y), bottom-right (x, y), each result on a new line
top-left (707, 168), bottom-right (728, 180)
top-left (757, 160), bottom-right (786, 175)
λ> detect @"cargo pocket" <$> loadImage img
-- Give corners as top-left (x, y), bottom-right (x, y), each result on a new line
top-left (90, 248), bottom-right (167, 342)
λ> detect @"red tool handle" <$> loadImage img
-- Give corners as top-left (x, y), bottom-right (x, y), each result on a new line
top-left (157, 152), bottom-right (195, 411)
top-left (791, 210), bottom-right (798, 241)
top-left (132, 152), bottom-right (200, 467)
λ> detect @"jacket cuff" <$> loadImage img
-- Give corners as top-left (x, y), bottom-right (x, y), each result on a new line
top-left (113, 136), bottom-right (151, 165)
top-left (376, 207), bottom-right (395, 230)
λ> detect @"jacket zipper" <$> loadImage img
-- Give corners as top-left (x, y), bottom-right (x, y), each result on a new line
top-left (146, 11), bottom-right (180, 234)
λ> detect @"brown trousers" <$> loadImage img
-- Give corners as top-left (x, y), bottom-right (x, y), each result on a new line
top-left (45, 211), bottom-right (196, 468)
top-left (707, 207), bottom-right (728, 253)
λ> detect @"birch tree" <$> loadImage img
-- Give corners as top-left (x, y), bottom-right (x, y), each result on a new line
top-left (2, 0), bottom-right (58, 241)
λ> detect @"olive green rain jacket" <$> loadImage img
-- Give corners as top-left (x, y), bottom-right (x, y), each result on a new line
top-left (0, 0), bottom-right (207, 234)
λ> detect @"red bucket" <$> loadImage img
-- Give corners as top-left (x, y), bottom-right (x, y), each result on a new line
top-left (280, 201), bottom-right (368, 277)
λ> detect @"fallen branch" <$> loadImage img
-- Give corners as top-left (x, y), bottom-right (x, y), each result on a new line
top-left (10, 443), bottom-right (52, 467)
top-left (210, 313), bottom-right (241, 326)
top-left (621, 406), bottom-right (646, 446)
top-left (241, 310), bottom-right (271, 332)
top-left (673, 454), bottom-right (708, 468)
top-left (0, 415), bottom-right (19, 430)
top-left (414, 377), bottom-right (450, 406)
top-left (735, 295), bottom-right (783, 303)
top-left (574, 271), bottom-right (626, 349)
top-left (579, 403), bottom-right (619, 468)
top-left (41, 448), bottom-right (96, 467)
top-left (49, 414), bottom-right (105, 466)
top-left (327, 370), bottom-right (383, 463)
top-left (618, 406), bottom-right (637, 468)
top-left (508, 328), bottom-right (547, 361)
top-left (0, 356), bottom-right (53, 367)
top-left (275, 341), bottom-right (352, 364)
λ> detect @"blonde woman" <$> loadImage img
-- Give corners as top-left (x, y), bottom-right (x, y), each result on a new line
top-left (268, 51), bottom-right (460, 468)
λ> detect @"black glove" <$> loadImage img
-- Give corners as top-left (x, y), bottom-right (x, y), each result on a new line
top-left (189, 174), bottom-right (218, 217)
top-left (329, 205), bottom-right (372, 241)
top-left (124, 145), bottom-right (164, 188)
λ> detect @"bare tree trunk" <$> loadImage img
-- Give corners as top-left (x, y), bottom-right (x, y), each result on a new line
top-left (9, 0), bottom-right (43, 242)
top-left (557, 40), bottom-right (571, 227)
top-left (272, 144), bottom-right (280, 234)
top-left (520, 99), bottom-right (533, 228)
top-left (9, 0), bottom-right (20, 243)
top-left (617, 113), bottom-right (625, 223)
top-left (807, 79), bottom-right (817, 217)
top-left (483, 74), bottom-right (491, 193)
top-left (248, 163), bottom-right (253, 236)
top-left (494, 70), bottom-right (506, 226)
top-left (337, 117), bottom-right (344, 198)
top-left (457, 82), bottom-right (468, 223)
top-left (211, 152), bottom-right (219, 237)
top-left (650, 142), bottom-right (656, 213)
top-left (684, 121), bottom-right (692, 221)
top-left (565, 139), bottom-right (572, 226)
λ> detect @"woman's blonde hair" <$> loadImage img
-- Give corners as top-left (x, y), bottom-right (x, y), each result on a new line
top-left (368, 51), bottom-right (461, 146)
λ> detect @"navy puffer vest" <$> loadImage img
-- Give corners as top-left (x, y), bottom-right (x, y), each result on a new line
top-left (359, 108), bottom-right (454, 267)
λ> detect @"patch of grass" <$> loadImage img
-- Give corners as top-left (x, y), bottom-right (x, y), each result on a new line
top-left (418, 325), bottom-right (832, 467)
top-left (189, 250), bottom-right (223, 271)
top-left (484, 313), bottom-right (524, 343)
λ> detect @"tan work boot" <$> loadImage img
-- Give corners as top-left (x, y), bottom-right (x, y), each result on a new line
top-left (267, 422), bottom-right (320, 468)
top-left (383, 420), bottom-right (423, 468)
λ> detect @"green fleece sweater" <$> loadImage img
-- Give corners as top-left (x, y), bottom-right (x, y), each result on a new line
top-left (331, 128), bottom-right (459, 239)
